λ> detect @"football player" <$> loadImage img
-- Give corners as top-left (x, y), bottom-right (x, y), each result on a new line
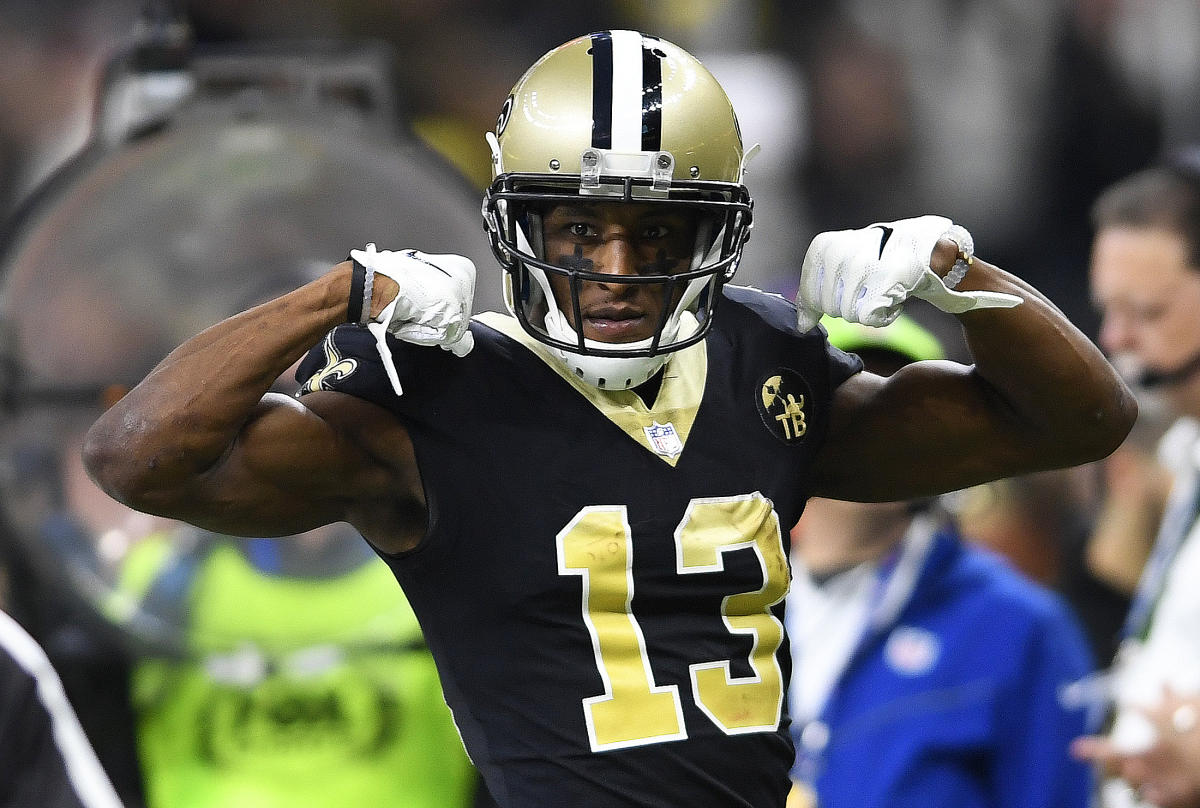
top-left (83, 30), bottom-right (1135, 808)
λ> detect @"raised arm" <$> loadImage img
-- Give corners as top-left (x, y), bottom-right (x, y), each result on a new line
top-left (81, 263), bottom-right (425, 547)
top-left (807, 222), bottom-right (1137, 501)
top-left (84, 246), bottom-right (475, 552)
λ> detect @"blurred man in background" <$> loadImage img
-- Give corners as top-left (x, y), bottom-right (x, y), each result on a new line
top-left (1074, 150), bottom-right (1200, 808)
top-left (786, 315), bottom-right (1096, 808)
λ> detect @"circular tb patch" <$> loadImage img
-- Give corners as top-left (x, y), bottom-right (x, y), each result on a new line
top-left (756, 368), bottom-right (812, 444)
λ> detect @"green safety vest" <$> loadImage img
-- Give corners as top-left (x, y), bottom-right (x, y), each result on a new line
top-left (117, 537), bottom-right (476, 808)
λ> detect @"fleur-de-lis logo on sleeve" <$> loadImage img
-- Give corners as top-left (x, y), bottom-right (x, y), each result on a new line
top-left (301, 332), bottom-right (359, 393)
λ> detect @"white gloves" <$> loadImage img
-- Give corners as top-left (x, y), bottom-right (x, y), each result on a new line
top-left (795, 215), bottom-right (1023, 332)
top-left (349, 243), bottom-right (476, 395)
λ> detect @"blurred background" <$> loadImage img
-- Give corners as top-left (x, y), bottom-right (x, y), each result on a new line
top-left (0, 1), bottom-right (1193, 806)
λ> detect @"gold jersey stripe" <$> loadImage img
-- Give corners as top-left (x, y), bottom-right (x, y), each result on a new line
top-left (475, 312), bottom-right (707, 467)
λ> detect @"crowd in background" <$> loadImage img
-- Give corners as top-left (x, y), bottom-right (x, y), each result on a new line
top-left (5, 0), bottom-right (1198, 331)
top-left (2, 1), bottom-right (1199, 806)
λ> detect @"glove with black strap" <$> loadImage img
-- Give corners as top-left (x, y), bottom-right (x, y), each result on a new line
top-left (347, 243), bottom-right (476, 395)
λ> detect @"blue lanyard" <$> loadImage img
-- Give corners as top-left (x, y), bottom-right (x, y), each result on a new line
top-left (1123, 472), bottom-right (1200, 640)
top-left (792, 522), bottom-right (944, 786)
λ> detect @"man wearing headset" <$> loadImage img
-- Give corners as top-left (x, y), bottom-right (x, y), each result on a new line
top-left (1074, 152), bottom-right (1200, 808)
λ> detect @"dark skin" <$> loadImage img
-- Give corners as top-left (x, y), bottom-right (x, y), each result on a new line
top-left (541, 202), bottom-right (695, 343)
top-left (82, 201), bottom-right (1137, 556)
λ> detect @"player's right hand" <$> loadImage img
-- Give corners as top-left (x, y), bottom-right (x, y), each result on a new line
top-left (349, 244), bottom-right (476, 395)
top-left (350, 244), bottom-right (476, 356)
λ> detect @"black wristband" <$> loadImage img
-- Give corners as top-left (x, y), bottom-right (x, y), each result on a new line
top-left (347, 256), bottom-right (366, 324)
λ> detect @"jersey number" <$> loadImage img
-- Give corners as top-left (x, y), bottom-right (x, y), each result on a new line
top-left (556, 493), bottom-right (788, 752)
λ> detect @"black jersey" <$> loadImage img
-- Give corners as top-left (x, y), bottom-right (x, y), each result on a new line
top-left (0, 610), bottom-right (124, 808)
top-left (297, 285), bottom-right (862, 807)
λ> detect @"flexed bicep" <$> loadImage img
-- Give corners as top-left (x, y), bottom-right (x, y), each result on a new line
top-left (84, 265), bottom-right (428, 547)
top-left (169, 390), bottom-right (420, 539)
top-left (812, 361), bottom-right (1037, 502)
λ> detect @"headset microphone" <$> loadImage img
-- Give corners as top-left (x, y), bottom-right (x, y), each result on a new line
top-left (1137, 349), bottom-right (1200, 388)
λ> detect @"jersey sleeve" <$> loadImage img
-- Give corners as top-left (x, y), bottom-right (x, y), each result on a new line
top-left (819, 327), bottom-right (865, 390)
top-left (294, 325), bottom-right (409, 414)
top-left (721, 284), bottom-right (864, 389)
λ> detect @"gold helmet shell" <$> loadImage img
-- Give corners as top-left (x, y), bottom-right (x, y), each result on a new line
top-left (481, 31), bottom-right (755, 390)
top-left (491, 30), bottom-right (746, 187)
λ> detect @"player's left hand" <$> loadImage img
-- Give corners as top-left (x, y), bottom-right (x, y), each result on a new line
top-left (795, 215), bottom-right (1022, 332)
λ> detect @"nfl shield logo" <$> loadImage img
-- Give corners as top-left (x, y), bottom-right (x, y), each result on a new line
top-left (884, 626), bottom-right (940, 676)
top-left (644, 422), bottom-right (683, 458)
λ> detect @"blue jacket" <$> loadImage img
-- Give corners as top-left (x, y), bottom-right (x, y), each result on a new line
top-left (790, 524), bottom-right (1096, 808)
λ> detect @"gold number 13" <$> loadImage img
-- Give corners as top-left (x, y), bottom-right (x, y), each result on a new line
top-left (556, 492), bottom-right (789, 752)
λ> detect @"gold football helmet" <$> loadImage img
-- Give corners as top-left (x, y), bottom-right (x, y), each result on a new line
top-left (482, 30), bottom-right (755, 389)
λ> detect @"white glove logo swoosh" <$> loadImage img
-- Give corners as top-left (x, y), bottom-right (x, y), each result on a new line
top-left (404, 249), bottom-right (452, 277)
top-left (875, 225), bottom-right (894, 258)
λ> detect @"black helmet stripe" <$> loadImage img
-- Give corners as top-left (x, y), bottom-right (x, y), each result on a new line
top-left (590, 30), bottom-right (662, 153)
top-left (640, 40), bottom-right (662, 151)
top-left (589, 32), bottom-right (613, 149)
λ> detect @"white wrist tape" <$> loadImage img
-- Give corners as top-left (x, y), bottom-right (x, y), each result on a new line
top-left (941, 224), bottom-right (974, 289)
